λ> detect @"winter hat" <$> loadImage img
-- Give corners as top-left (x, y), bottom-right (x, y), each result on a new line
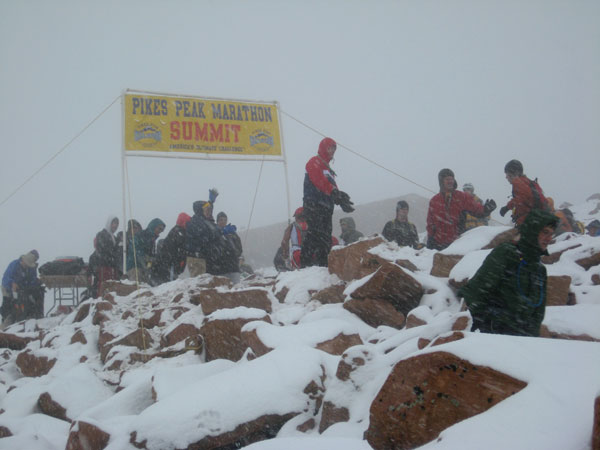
top-left (318, 137), bottom-right (337, 162)
top-left (29, 250), bottom-right (39, 260)
top-left (293, 207), bottom-right (304, 218)
top-left (438, 168), bottom-right (456, 191)
top-left (176, 212), bottom-right (192, 228)
top-left (462, 183), bottom-right (474, 193)
top-left (216, 212), bottom-right (227, 222)
top-left (193, 200), bottom-right (211, 215)
top-left (504, 159), bottom-right (523, 176)
top-left (586, 219), bottom-right (600, 230)
top-left (21, 252), bottom-right (37, 268)
top-left (396, 200), bottom-right (409, 210)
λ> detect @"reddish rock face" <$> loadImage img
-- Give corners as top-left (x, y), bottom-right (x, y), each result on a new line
top-left (343, 298), bottom-right (405, 329)
top-left (160, 323), bottom-right (202, 347)
top-left (190, 289), bottom-right (273, 315)
top-left (319, 401), bottom-right (350, 433)
top-left (592, 396), bottom-right (600, 450)
top-left (201, 316), bottom-right (271, 362)
top-left (66, 420), bottom-right (110, 450)
top-left (241, 328), bottom-right (273, 358)
top-left (328, 237), bottom-right (386, 281)
top-left (592, 274), bottom-right (600, 286)
top-left (539, 325), bottom-right (600, 342)
top-left (364, 351), bottom-right (527, 450)
top-left (576, 251), bottom-right (600, 271)
top-left (405, 312), bottom-right (428, 329)
top-left (312, 284), bottom-right (346, 304)
top-left (38, 392), bottom-right (69, 421)
top-left (542, 243), bottom-right (582, 264)
top-left (0, 332), bottom-right (37, 350)
top-left (430, 253), bottom-right (463, 278)
top-left (483, 228), bottom-right (519, 250)
top-left (73, 303), bottom-right (91, 323)
top-left (101, 280), bottom-right (139, 297)
top-left (140, 309), bottom-right (164, 329)
top-left (70, 330), bottom-right (87, 345)
top-left (350, 262), bottom-right (423, 316)
top-left (16, 349), bottom-right (57, 377)
top-left (315, 333), bottom-right (363, 356)
top-left (546, 276), bottom-right (572, 306)
top-left (451, 315), bottom-right (471, 331)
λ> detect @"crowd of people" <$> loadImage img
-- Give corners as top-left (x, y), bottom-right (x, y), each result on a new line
top-left (2, 137), bottom-right (598, 334)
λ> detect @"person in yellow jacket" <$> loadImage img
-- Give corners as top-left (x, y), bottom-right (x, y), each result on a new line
top-left (460, 183), bottom-right (489, 233)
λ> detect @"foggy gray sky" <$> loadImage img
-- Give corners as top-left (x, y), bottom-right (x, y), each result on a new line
top-left (1, 0), bottom-right (599, 271)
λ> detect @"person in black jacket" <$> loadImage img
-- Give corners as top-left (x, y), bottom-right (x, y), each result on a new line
top-left (92, 215), bottom-right (120, 297)
top-left (382, 201), bottom-right (420, 248)
top-left (151, 212), bottom-right (192, 285)
top-left (186, 198), bottom-right (240, 282)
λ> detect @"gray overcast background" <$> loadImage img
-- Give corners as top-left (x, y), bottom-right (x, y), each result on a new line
top-left (1, 0), bottom-right (599, 271)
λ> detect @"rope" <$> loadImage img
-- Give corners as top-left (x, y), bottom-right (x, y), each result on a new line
top-left (0, 95), bottom-right (121, 208)
top-left (124, 159), bottom-right (147, 352)
top-left (243, 157), bottom-right (265, 248)
top-left (279, 109), bottom-right (436, 195)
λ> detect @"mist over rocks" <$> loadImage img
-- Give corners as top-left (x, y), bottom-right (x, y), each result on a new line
top-left (0, 198), bottom-right (599, 449)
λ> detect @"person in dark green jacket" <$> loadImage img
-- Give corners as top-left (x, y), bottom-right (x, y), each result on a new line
top-left (458, 209), bottom-right (558, 337)
top-left (126, 218), bottom-right (165, 284)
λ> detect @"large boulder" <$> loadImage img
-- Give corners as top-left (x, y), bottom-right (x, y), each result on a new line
top-left (190, 288), bottom-right (273, 315)
top-left (546, 275), bottom-right (572, 306)
top-left (16, 349), bottom-right (57, 377)
top-left (482, 228), bottom-right (519, 249)
top-left (350, 262), bottom-right (423, 316)
top-left (161, 323), bottom-right (202, 347)
top-left (0, 332), bottom-right (37, 350)
top-left (364, 351), bottom-right (526, 449)
top-left (430, 253), bottom-right (462, 278)
top-left (38, 392), bottom-right (69, 421)
top-left (66, 421), bottom-right (110, 450)
top-left (328, 237), bottom-right (386, 281)
top-left (315, 332), bottom-right (363, 356)
top-left (576, 250), bottom-right (600, 271)
top-left (312, 283), bottom-right (346, 304)
top-left (101, 280), bottom-right (139, 297)
top-left (201, 315), bottom-right (271, 362)
top-left (343, 298), bottom-right (405, 329)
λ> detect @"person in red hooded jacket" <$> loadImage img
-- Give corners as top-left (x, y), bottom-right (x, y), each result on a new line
top-left (427, 168), bottom-right (496, 250)
top-left (300, 137), bottom-right (355, 267)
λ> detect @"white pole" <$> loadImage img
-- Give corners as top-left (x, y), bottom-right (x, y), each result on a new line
top-left (121, 92), bottom-right (128, 275)
top-left (277, 101), bottom-right (292, 224)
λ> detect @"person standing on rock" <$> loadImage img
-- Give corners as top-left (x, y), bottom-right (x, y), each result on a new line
top-left (300, 137), bottom-right (354, 267)
top-left (499, 159), bottom-right (550, 227)
top-left (458, 209), bottom-right (558, 337)
top-left (426, 168), bottom-right (496, 250)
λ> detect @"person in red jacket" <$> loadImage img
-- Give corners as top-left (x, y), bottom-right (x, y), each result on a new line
top-left (426, 168), bottom-right (496, 250)
top-left (300, 137), bottom-right (354, 267)
top-left (499, 159), bottom-right (549, 227)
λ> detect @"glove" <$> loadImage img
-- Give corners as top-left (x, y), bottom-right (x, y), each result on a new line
top-left (499, 206), bottom-right (509, 217)
top-left (209, 188), bottom-right (219, 204)
top-left (340, 198), bottom-right (355, 213)
top-left (330, 188), bottom-right (342, 204)
top-left (223, 224), bottom-right (237, 235)
top-left (483, 199), bottom-right (497, 216)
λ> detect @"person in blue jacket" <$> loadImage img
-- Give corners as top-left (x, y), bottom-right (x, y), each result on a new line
top-left (1, 250), bottom-right (41, 324)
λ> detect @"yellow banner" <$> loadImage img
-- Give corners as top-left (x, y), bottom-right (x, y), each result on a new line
top-left (123, 92), bottom-right (282, 156)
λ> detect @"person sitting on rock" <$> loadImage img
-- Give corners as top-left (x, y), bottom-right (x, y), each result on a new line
top-left (458, 209), bottom-right (558, 337)
top-left (339, 217), bottom-right (363, 245)
top-left (382, 200), bottom-right (420, 248)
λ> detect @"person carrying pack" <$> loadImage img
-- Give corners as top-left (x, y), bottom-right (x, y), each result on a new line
top-left (499, 159), bottom-right (550, 227)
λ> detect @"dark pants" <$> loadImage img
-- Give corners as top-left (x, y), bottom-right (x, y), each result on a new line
top-left (301, 201), bottom-right (333, 268)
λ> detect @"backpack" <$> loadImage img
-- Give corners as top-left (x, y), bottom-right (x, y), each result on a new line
top-left (528, 178), bottom-right (549, 212)
top-left (39, 257), bottom-right (85, 276)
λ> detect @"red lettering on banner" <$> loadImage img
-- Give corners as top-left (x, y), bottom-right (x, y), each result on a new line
top-left (170, 121), bottom-right (242, 143)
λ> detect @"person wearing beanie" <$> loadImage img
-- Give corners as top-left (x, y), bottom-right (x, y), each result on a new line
top-left (458, 209), bottom-right (559, 337)
top-left (499, 159), bottom-right (550, 227)
top-left (300, 137), bottom-right (355, 268)
top-left (382, 200), bottom-right (420, 248)
top-left (339, 217), bottom-right (363, 245)
top-left (1, 251), bottom-right (42, 324)
top-left (126, 218), bottom-right (166, 284)
top-left (151, 212), bottom-right (192, 285)
top-left (426, 169), bottom-right (496, 250)
top-left (185, 195), bottom-right (241, 282)
top-left (276, 207), bottom-right (307, 271)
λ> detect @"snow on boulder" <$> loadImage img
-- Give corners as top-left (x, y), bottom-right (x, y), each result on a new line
top-left (124, 347), bottom-right (333, 450)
